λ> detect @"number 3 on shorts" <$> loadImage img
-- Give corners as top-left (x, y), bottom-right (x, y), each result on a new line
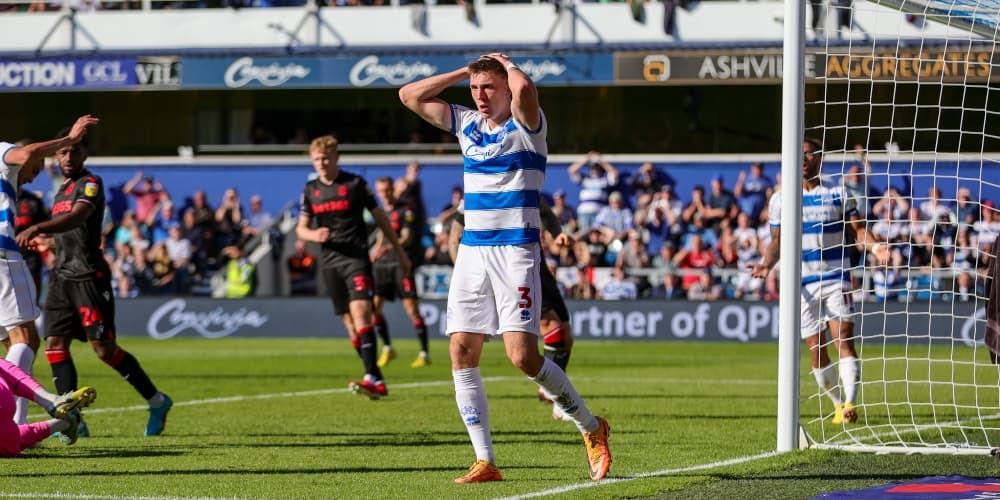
top-left (517, 286), bottom-right (532, 309)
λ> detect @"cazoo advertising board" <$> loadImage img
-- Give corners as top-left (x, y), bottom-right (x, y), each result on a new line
top-left (118, 298), bottom-right (985, 346)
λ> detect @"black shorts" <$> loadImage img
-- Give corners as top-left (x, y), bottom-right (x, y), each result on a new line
top-left (44, 274), bottom-right (117, 342)
top-left (540, 260), bottom-right (569, 322)
top-left (320, 255), bottom-right (374, 315)
top-left (373, 262), bottom-right (417, 301)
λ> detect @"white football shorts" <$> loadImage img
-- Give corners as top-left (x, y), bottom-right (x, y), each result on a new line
top-left (0, 259), bottom-right (40, 339)
top-left (446, 243), bottom-right (541, 336)
top-left (799, 278), bottom-right (855, 339)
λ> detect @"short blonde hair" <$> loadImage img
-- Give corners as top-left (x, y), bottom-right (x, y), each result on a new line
top-left (310, 135), bottom-right (339, 154)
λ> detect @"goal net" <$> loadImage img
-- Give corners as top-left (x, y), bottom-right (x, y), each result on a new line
top-left (800, 0), bottom-right (1000, 454)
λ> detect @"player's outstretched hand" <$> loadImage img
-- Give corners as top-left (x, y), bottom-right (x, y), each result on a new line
top-left (750, 262), bottom-right (770, 279)
top-left (553, 233), bottom-right (574, 248)
top-left (872, 242), bottom-right (891, 265)
top-left (15, 226), bottom-right (39, 250)
top-left (68, 115), bottom-right (100, 143)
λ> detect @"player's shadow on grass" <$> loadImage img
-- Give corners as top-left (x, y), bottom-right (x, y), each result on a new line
top-left (16, 447), bottom-right (188, 463)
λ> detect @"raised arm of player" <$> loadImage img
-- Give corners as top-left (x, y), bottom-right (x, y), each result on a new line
top-left (4, 115), bottom-right (99, 167)
top-left (399, 67), bottom-right (469, 132)
top-left (482, 53), bottom-right (541, 131)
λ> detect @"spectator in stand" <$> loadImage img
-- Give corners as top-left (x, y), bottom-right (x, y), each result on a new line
top-left (221, 246), bottom-right (254, 299)
top-left (112, 243), bottom-right (142, 298)
top-left (682, 212), bottom-right (718, 251)
top-left (843, 144), bottom-right (880, 221)
top-left (733, 213), bottom-right (763, 299)
top-left (872, 185), bottom-right (910, 223)
top-left (189, 190), bottom-right (216, 230)
top-left (215, 188), bottom-right (245, 248)
top-left (682, 185), bottom-right (707, 225)
top-left (179, 208), bottom-right (205, 270)
top-left (704, 174), bottom-right (739, 230)
top-left (592, 191), bottom-right (633, 245)
top-left (652, 241), bottom-right (677, 271)
top-left (897, 206), bottom-right (934, 268)
top-left (673, 232), bottom-right (716, 289)
top-left (974, 202), bottom-right (1000, 250)
top-left (952, 226), bottom-right (979, 301)
top-left (164, 224), bottom-right (192, 293)
top-left (145, 197), bottom-right (177, 245)
top-left (123, 171), bottom-right (167, 225)
top-left (616, 230), bottom-right (651, 270)
top-left (114, 210), bottom-right (138, 251)
top-left (244, 194), bottom-right (273, 238)
top-left (642, 185), bottom-right (684, 253)
top-left (147, 242), bottom-right (176, 295)
top-left (629, 162), bottom-right (675, 214)
top-left (582, 227), bottom-right (610, 267)
top-left (616, 230), bottom-right (652, 295)
top-left (568, 151), bottom-right (618, 231)
top-left (571, 241), bottom-right (598, 300)
top-left (395, 161), bottom-right (428, 261)
top-left (287, 239), bottom-right (317, 296)
top-left (870, 200), bottom-right (904, 245)
top-left (955, 187), bottom-right (978, 227)
top-left (872, 250), bottom-right (905, 302)
top-left (550, 190), bottom-right (577, 235)
top-left (687, 269), bottom-right (722, 301)
top-left (716, 219), bottom-right (738, 269)
top-left (650, 272), bottom-right (684, 300)
top-left (599, 267), bottom-right (637, 300)
top-left (423, 231), bottom-right (453, 266)
top-left (436, 186), bottom-right (464, 233)
top-left (734, 162), bottom-right (773, 224)
top-left (918, 187), bottom-right (955, 222)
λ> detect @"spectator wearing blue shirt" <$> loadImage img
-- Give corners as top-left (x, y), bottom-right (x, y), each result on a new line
top-left (629, 161), bottom-right (675, 214)
top-left (704, 174), bottom-right (739, 230)
top-left (734, 162), bottom-right (773, 224)
top-left (568, 151), bottom-right (618, 231)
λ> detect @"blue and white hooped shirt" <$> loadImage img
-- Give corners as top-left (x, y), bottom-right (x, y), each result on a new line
top-left (0, 143), bottom-right (24, 260)
top-left (768, 180), bottom-right (859, 285)
top-left (451, 104), bottom-right (547, 247)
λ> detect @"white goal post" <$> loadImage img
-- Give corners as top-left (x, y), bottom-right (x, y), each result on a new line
top-left (779, 0), bottom-right (1000, 454)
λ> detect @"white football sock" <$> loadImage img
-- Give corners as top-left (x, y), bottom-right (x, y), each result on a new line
top-left (453, 367), bottom-right (493, 463)
top-left (839, 356), bottom-right (860, 404)
top-left (531, 357), bottom-right (598, 434)
top-left (813, 364), bottom-right (843, 406)
top-left (6, 343), bottom-right (35, 425)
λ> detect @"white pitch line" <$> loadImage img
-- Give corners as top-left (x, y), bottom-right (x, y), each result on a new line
top-left (495, 450), bottom-right (783, 500)
top-left (65, 376), bottom-right (766, 415)
top-left (0, 493), bottom-right (239, 500)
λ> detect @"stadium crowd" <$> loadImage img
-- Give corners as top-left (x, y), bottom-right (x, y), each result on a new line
top-left (18, 147), bottom-right (997, 303)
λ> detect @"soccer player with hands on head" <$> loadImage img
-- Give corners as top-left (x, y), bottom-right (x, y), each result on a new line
top-left (400, 52), bottom-right (612, 484)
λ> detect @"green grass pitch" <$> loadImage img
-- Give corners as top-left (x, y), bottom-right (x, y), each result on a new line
top-left (2, 337), bottom-right (999, 499)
